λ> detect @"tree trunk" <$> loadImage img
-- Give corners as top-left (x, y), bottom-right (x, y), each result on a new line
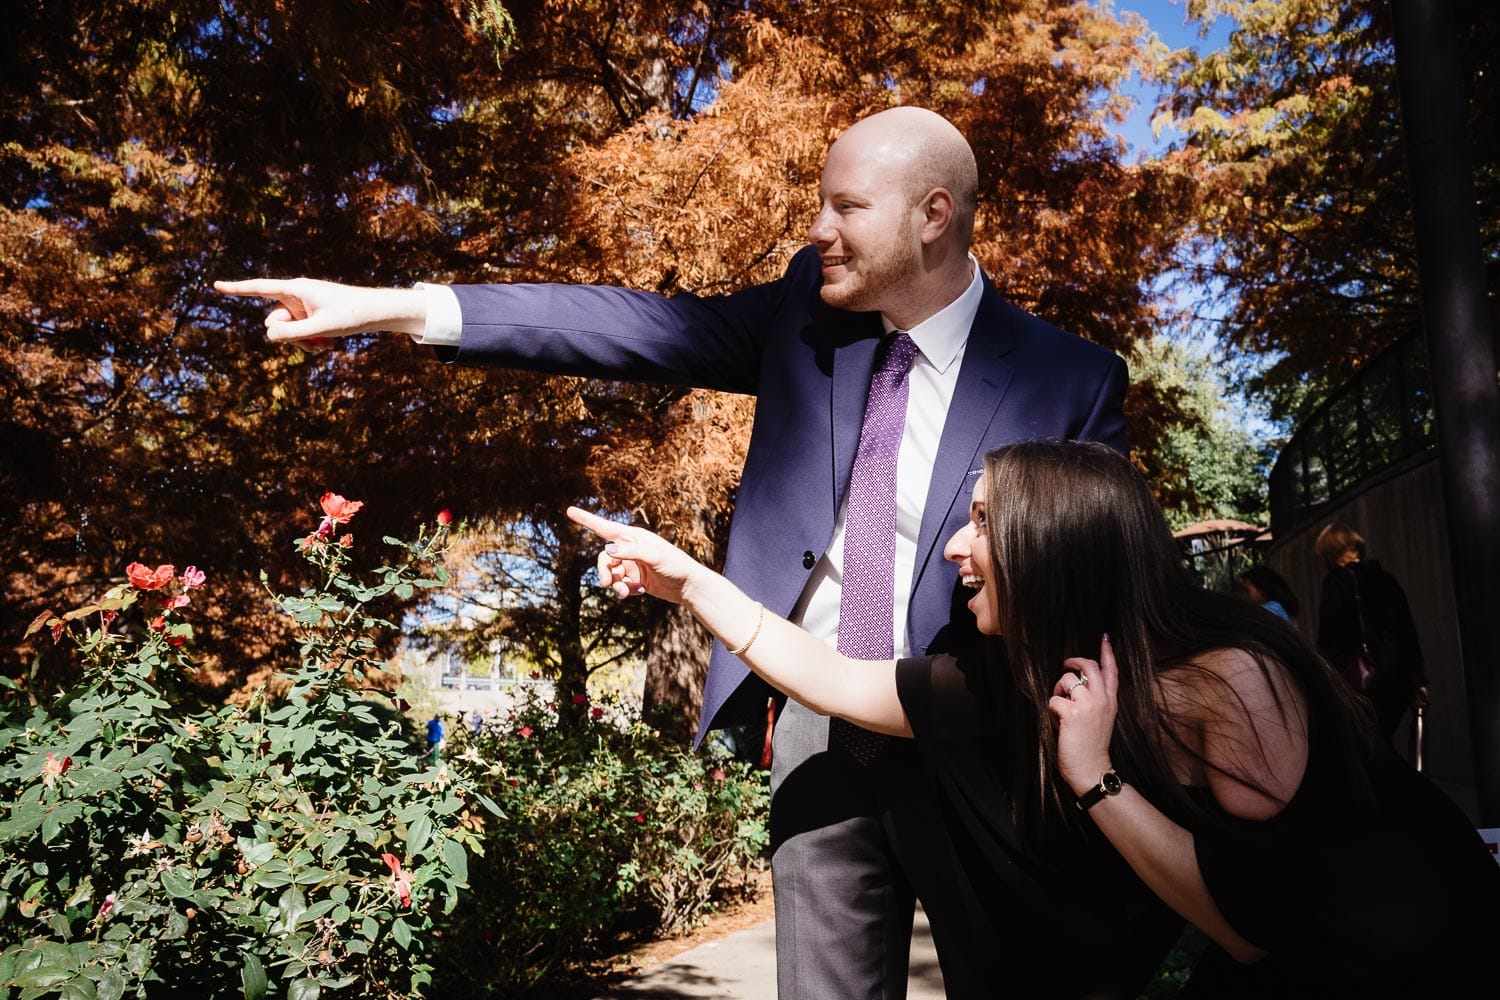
top-left (554, 557), bottom-right (590, 727)
top-left (642, 602), bottom-right (711, 741)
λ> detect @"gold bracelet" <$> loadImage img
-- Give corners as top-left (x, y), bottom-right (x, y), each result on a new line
top-left (727, 603), bottom-right (765, 657)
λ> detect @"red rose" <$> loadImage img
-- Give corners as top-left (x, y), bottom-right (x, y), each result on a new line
top-left (319, 492), bottom-right (364, 524)
top-left (380, 852), bottom-right (412, 909)
top-left (126, 563), bottom-right (176, 591)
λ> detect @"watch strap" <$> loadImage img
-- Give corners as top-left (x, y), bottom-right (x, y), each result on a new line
top-left (1076, 768), bottom-right (1122, 812)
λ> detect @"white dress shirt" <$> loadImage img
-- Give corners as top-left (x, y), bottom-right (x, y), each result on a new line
top-left (414, 261), bottom-right (985, 657)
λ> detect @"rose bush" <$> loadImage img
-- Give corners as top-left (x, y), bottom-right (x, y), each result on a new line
top-left (0, 498), bottom-right (492, 999)
top-left (432, 692), bottom-right (769, 995)
top-left (0, 493), bottom-right (769, 999)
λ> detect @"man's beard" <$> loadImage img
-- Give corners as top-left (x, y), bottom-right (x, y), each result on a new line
top-left (819, 233), bottom-right (920, 314)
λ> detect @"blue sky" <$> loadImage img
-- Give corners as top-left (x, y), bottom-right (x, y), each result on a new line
top-left (1103, 3), bottom-right (1286, 441)
top-left (1112, 0), bottom-right (1235, 158)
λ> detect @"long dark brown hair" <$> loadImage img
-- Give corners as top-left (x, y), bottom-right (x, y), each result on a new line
top-left (980, 440), bottom-right (1376, 839)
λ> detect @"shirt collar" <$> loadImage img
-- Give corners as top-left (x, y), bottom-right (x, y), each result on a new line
top-left (880, 254), bottom-right (983, 374)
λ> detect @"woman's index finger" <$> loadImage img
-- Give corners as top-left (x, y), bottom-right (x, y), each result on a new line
top-left (566, 506), bottom-right (624, 539)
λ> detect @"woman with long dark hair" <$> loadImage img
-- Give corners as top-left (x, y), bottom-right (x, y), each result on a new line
top-left (569, 440), bottom-right (1498, 997)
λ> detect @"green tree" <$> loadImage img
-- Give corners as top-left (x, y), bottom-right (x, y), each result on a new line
top-left (1129, 336), bottom-right (1270, 531)
top-left (1161, 0), bottom-right (1497, 420)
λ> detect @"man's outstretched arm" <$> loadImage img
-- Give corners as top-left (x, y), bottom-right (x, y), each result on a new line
top-left (214, 278), bottom-right (430, 345)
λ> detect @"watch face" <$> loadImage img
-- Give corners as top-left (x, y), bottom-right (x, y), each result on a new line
top-left (1101, 771), bottom-right (1123, 795)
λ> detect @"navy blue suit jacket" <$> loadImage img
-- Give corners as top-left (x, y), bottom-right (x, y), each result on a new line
top-left (444, 246), bottom-right (1127, 746)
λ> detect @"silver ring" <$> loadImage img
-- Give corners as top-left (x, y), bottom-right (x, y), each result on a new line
top-left (1064, 678), bottom-right (1085, 697)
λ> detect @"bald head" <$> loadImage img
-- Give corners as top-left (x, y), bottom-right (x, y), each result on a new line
top-left (834, 107), bottom-right (979, 247)
top-left (808, 106), bottom-right (980, 325)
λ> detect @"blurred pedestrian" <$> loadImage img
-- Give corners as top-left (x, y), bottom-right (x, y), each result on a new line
top-left (1314, 523), bottom-right (1427, 739)
top-left (1237, 564), bottom-right (1301, 629)
top-left (425, 713), bottom-right (446, 765)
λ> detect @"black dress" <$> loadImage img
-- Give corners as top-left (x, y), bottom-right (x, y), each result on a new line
top-left (891, 649), bottom-right (1183, 999)
top-left (1316, 560), bottom-right (1425, 738)
top-left (892, 647), bottom-right (1500, 999)
top-left (1188, 717), bottom-right (1500, 997)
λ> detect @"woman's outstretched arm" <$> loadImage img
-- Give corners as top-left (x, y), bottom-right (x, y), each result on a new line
top-left (567, 507), bottom-right (912, 737)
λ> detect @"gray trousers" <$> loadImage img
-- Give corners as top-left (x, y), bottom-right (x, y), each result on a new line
top-left (770, 699), bottom-right (916, 1000)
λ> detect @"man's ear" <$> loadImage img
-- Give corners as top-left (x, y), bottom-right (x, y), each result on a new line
top-left (919, 187), bottom-right (956, 245)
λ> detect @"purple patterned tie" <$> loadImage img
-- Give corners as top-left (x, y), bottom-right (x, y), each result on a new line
top-left (831, 331), bottom-right (920, 765)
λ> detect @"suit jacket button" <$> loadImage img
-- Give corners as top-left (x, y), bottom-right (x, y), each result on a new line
top-left (802, 551), bottom-right (817, 569)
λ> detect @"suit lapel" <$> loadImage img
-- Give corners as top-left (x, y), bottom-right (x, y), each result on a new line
top-left (912, 283), bottom-right (1018, 593)
top-left (830, 313), bottom-right (884, 516)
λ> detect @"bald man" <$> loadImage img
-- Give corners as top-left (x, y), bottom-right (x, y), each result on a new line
top-left (220, 108), bottom-right (1165, 998)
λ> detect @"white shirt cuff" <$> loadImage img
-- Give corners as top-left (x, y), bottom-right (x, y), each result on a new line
top-left (413, 282), bottom-right (463, 347)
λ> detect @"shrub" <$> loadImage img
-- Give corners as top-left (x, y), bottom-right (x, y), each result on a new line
top-left (432, 691), bottom-right (770, 996)
top-left (0, 496), bottom-right (493, 999)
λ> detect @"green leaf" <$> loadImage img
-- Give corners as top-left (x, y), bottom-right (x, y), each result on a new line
top-left (60, 981), bottom-right (97, 1000)
top-left (241, 952), bottom-right (267, 1000)
top-left (244, 842), bottom-right (277, 866)
top-left (159, 870), bottom-right (194, 899)
top-left (97, 965), bottom-right (127, 1000)
top-left (288, 727), bottom-right (316, 756)
top-left (163, 910), bottom-right (189, 940)
top-left (405, 815), bottom-right (432, 858)
top-left (390, 918), bottom-right (412, 950)
top-left (441, 838), bottom-right (469, 883)
top-left (288, 980), bottom-right (321, 1000)
top-left (0, 802), bottom-right (44, 839)
top-left (277, 885), bottom-right (308, 931)
top-left (300, 898), bottom-right (337, 924)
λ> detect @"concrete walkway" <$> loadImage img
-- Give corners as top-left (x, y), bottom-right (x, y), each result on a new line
top-left (597, 906), bottom-right (946, 999)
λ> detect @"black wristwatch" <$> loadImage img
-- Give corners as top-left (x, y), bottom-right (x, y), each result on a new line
top-left (1076, 769), bottom-right (1123, 812)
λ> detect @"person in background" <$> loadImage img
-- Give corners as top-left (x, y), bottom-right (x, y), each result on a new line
top-left (1313, 522), bottom-right (1427, 740)
top-left (1237, 564), bottom-right (1300, 629)
top-left (426, 713), bottom-right (446, 765)
top-left (571, 440), bottom-right (1500, 998)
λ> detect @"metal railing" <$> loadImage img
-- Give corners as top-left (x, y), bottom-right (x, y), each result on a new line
top-left (1268, 337), bottom-right (1436, 537)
